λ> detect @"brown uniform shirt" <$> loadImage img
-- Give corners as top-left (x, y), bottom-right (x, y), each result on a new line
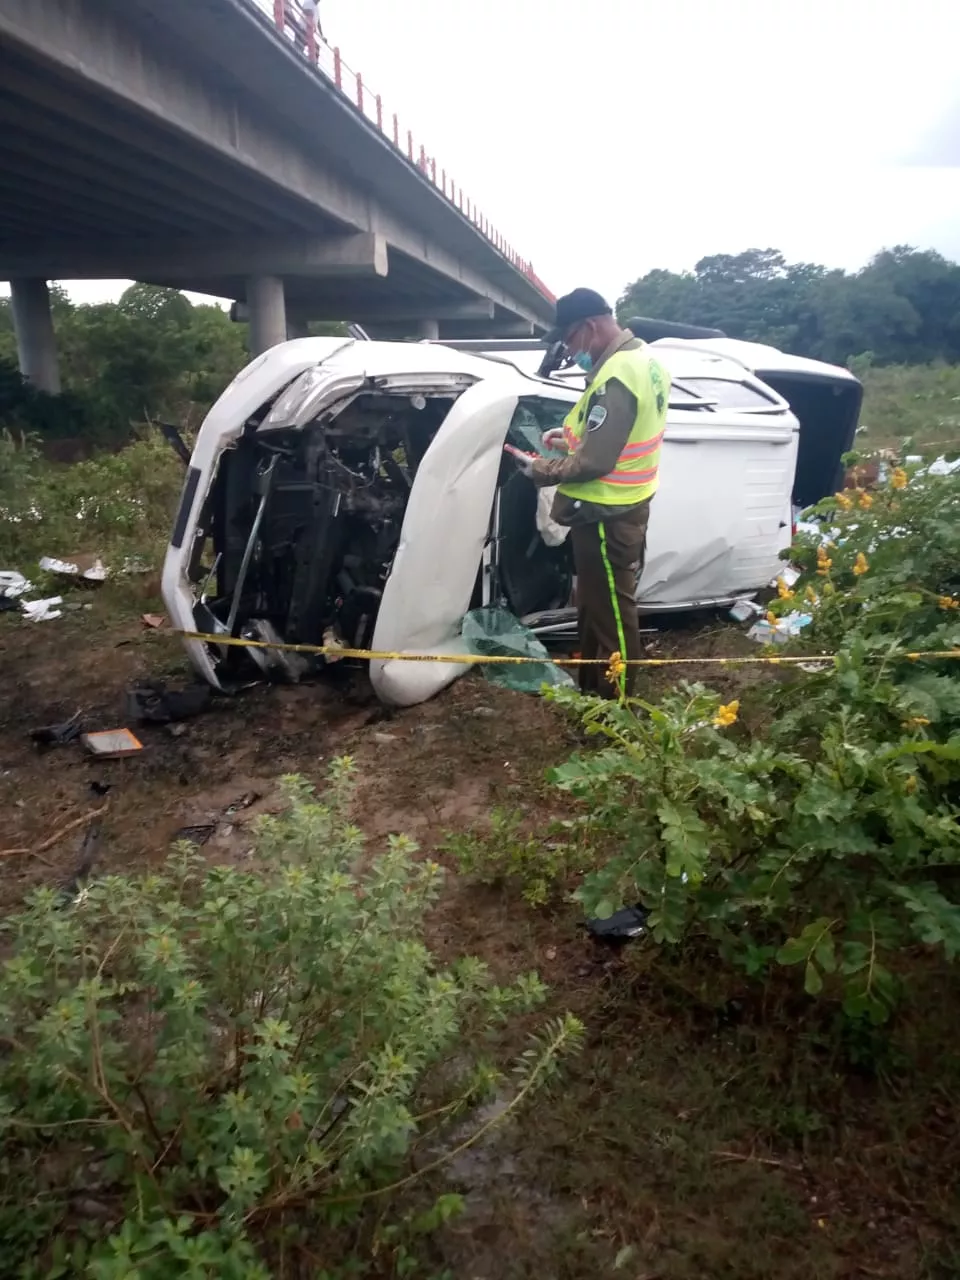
top-left (531, 331), bottom-right (649, 527)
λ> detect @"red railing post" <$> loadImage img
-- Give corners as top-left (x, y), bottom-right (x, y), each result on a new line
top-left (419, 144), bottom-right (427, 171)
top-left (430, 158), bottom-right (437, 184)
top-left (356, 73), bottom-right (364, 112)
top-left (376, 94), bottom-right (383, 130)
top-left (273, 0), bottom-right (284, 31)
top-left (333, 47), bottom-right (342, 89)
top-left (441, 168), bottom-right (447, 195)
top-left (407, 130), bottom-right (414, 160)
top-left (306, 24), bottom-right (317, 63)
top-left (392, 113), bottom-right (399, 146)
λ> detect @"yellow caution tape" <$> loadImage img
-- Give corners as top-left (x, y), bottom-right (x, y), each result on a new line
top-left (176, 631), bottom-right (960, 669)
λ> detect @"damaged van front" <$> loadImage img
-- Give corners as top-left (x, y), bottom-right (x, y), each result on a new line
top-left (161, 338), bottom-right (567, 706)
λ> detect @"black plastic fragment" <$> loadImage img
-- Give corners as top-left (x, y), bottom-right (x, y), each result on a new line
top-left (583, 904), bottom-right (649, 945)
top-left (31, 711), bottom-right (83, 750)
top-left (125, 680), bottom-right (211, 725)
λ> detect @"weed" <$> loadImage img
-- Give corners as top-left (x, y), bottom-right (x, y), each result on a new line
top-left (0, 763), bottom-right (583, 1276)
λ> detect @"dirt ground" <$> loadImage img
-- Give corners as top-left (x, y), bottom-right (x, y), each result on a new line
top-left (1, 588), bottom-right (958, 1279)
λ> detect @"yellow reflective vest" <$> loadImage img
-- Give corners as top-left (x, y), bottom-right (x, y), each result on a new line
top-left (557, 346), bottom-right (670, 506)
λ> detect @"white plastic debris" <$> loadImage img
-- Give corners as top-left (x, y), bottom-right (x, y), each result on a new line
top-left (729, 598), bottom-right (762, 623)
top-left (775, 564), bottom-right (801, 589)
top-left (39, 555), bottom-right (108, 583)
top-left (21, 595), bottom-right (64, 622)
top-left (927, 455), bottom-right (960, 476)
top-left (0, 571), bottom-right (33, 599)
top-left (747, 611), bottom-right (812, 645)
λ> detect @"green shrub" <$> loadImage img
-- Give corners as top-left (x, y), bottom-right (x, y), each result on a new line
top-left (0, 764), bottom-right (582, 1277)
top-left (443, 808), bottom-right (585, 907)
top-left (543, 464), bottom-right (960, 1023)
top-left (0, 428), bottom-right (183, 567)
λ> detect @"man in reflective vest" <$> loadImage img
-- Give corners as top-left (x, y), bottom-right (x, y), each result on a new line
top-left (513, 288), bottom-right (670, 699)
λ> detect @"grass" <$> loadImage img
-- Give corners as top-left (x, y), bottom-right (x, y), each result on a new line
top-left (859, 363), bottom-right (960, 454)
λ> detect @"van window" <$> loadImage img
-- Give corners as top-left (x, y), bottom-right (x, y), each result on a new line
top-left (681, 378), bottom-right (779, 410)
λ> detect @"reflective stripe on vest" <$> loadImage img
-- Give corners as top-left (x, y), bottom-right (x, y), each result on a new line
top-left (557, 345), bottom-right (670, 507)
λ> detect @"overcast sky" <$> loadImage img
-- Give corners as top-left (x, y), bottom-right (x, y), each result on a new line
top-left (16, 0), bottom-right (960, 308)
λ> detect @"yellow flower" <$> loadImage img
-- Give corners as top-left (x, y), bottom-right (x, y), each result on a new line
top-left (858, 491), bottom-right (873, 510)
top-left (766, 611), bottom-right (779, 628)
top-left (776, 578), bottom-right (795, 600)
top-left (890, 467), bottom-right (908, 490)
top-left (713, 699), bottom-right (740, 728)
top-left (816, 562), bottom-right (832, 577)
top-left (903, 717), bottom-right (930, 728)
top-left (804, 585), bottom-right (819, 606)
top-left (938, 596), bottom-right (959, 611)
top-left (816, 545), bottom-right (832, 575)
top-left (853, 552), bottom-right (869, 577)
top-left (605, 650), bottom-right (626, 688)
top-left (834, 491), bottom-right (853, 510)
top-left (904, 775), bottom-right (917, 794)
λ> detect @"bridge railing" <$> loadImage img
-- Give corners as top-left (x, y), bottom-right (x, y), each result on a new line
top-left (247, 0), bottom-right (555, 303)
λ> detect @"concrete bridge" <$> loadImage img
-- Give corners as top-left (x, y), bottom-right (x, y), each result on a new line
top-left (0, 0), bottom-right (554, 392)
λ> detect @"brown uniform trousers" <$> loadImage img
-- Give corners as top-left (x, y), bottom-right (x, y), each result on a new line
top-left (571, 499), bottom-right (651, 699)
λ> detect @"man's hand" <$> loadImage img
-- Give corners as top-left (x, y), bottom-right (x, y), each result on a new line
top-left (503, 444), bottom-right (535, 478)
top-left (542, 429), bottom-right (568, 453)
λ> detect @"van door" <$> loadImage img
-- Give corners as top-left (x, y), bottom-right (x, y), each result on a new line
top-left (370, 379), bottom-right (521, 706)
top-left (639, 408), bottom-right (799, 607)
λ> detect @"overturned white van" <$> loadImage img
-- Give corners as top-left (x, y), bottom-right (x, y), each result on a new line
top-left (161, 330), bottom-right (861, 706)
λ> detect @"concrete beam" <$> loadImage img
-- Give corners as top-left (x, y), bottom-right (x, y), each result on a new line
top-left (1, 235), bottom-right (389, 283)
top-left (296, 298), bottom-right (497, 323)
top-left (10, 278), bottom-right (61, 394)
top-left (417, 319), bottom-right (440, 340)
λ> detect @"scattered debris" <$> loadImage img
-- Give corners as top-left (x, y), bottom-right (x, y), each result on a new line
top-left (729, 599), bottom-right (763, 624)
top-left (125, 680), bottom-right (212, 725)
top-left (81, 729), bottom-right (144, 759)
top-left (0, 801), bottom-right (109, 864)
top-left (173, 823), bottom-right (217, 846)
top-left (0, 571), bottom-right (33, 600)
top-left (141, 613), bottom-right (166, 629)
top-left (223, 791), bottom-right (261, 817)
top-left (39, 554), bottom-right (108, 584)
top-left (747, 611), bottom-right (813, 645)
top-left (462, 606), bottom-right (574, 694)
top-left (57, 820), bottom-right (103, 906)
top-left (30, 712), bottom-right (83, 751)
top-left (21, 596), bottom-right (64, 622)
top-left (372, 732), bottom-right (398, 745)
top-left (583, 904), bottom-right (649, 945)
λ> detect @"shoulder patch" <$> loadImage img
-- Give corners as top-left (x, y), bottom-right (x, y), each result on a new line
top-left (586, 404), bottom-right (608, 432)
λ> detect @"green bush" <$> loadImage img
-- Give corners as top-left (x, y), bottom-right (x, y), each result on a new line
top-left (0, 427), bottom-right (184, 568)
top-left (443, 808), bottom-right (585, 907)
top-left (0, 765), bottom-right (582, 1277)
top-left (544, 463), bottom-right (960, 1023)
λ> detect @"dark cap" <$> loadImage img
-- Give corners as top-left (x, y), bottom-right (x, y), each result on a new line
top-left (544, 287), bottom-right (613, 344)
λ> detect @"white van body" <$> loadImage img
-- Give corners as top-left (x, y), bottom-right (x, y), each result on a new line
top-left (161, 335), bottom-right (854, 706)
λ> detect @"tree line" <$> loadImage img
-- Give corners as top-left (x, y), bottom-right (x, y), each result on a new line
top-left (617, 246), bottom-right (960, 367)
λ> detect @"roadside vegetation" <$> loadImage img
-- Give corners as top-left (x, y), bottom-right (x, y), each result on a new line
top-left (1, 278), bottom-right (960, 1276)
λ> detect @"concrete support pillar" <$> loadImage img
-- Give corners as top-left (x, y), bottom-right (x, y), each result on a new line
top-left (10, 278), bottom-right (61, 394)
top-left (246, 275), bottom-right (287, 354)
top-left (417, 318), bottom-right (440, 340)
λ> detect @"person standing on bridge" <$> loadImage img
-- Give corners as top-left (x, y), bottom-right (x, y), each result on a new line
top-left (509, 288), bottom-right (670, 700)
